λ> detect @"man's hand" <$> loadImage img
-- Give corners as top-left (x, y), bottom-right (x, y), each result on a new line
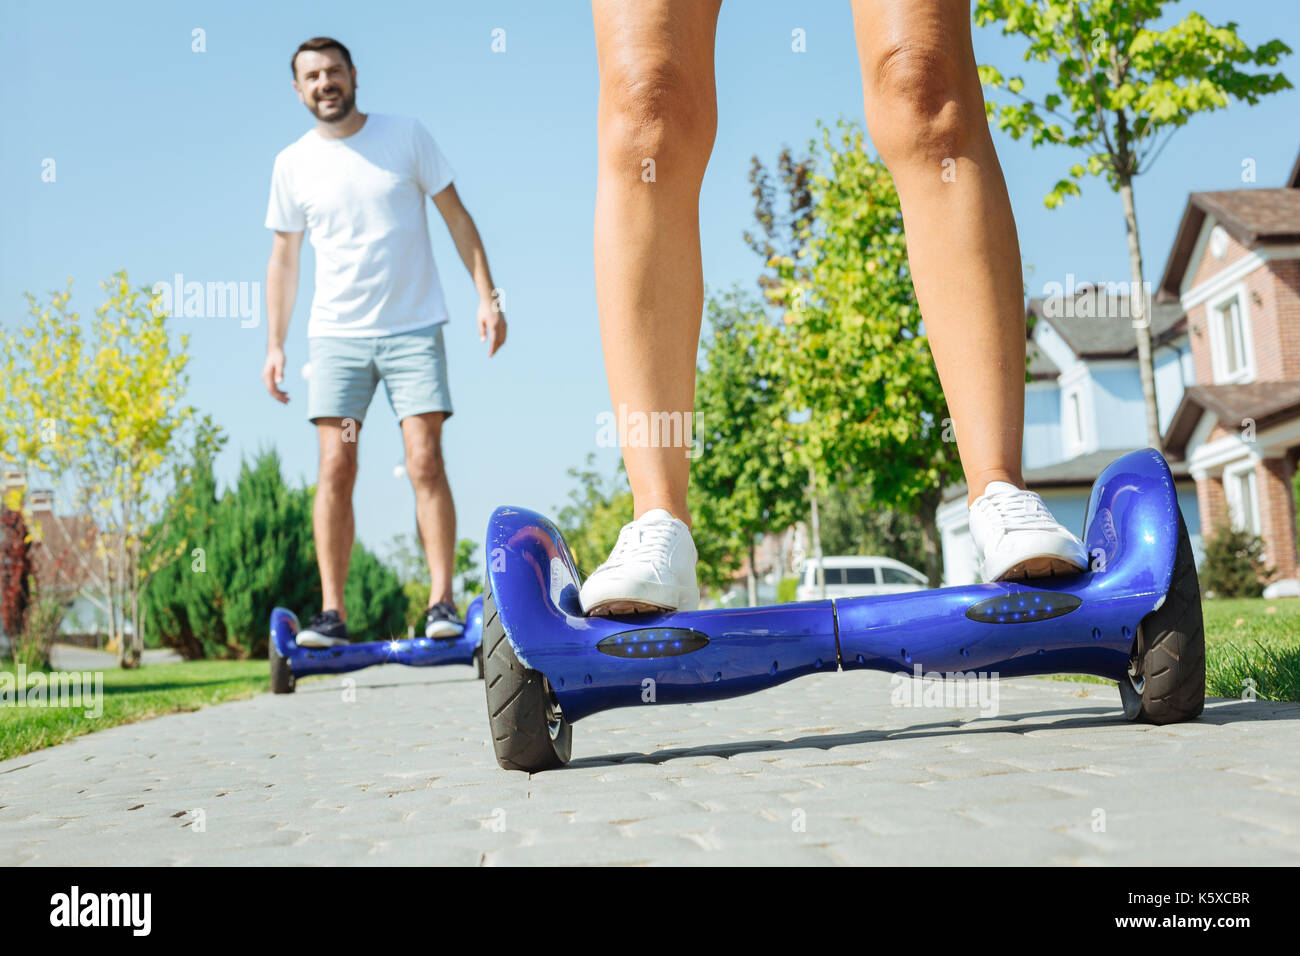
top-left (478, 298), bottom-right (507, 357)
top-left (265, 230), bottom-right (300, 402)
top-left (433, 185), bottom-right (506, 357)
top-left (263, 347), bottom-right (289, 403)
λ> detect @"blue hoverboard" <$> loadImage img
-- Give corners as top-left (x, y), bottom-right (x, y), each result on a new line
top-left (481, 449), bottom-right (1205, 772)
top-left (268, 595), bottom-right (486, 693)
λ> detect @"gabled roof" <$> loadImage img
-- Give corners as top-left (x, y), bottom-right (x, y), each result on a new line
top-left (943, 447), bottom-right (1191, 501)
top-left (1023, 447), bottom-right (1191, 486)
top-left (1157, 189), bottom-right (1300, 302)
top-left (1027, 293), bottom-right (1186, 359)
top-left (29, 509), bottom-right (102, 594)
top-left (1026, 339), bottom-right (1059, 380)
top-left (1164, 381), bottom-right (1300, 459)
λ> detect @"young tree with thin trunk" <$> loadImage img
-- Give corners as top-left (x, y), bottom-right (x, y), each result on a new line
top-left (974, 0), bottom-right (1291, 450)
top-left (1, 274), bottom-right (223, 667)
top-left (764, 123), bottom-right (962, 588)
top-left (746, 148), bottom-right (834, 596)
top-left (691, 288), bottom-right (804, 606)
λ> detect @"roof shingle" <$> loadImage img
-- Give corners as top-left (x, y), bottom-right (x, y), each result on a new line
top-left (1164, 382), bottom-right (1300, 458)
top-left (1028, 292), bottom-right (1185, 358)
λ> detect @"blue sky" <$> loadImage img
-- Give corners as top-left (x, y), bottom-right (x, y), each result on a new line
top-left (3, 0), bottom-right (1297, 573)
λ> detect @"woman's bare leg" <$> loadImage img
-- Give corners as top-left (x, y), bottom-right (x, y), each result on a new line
top-left (850, 0), bottom-right (1027, 505)
top-left (592, 0), bottom-right (723, 527)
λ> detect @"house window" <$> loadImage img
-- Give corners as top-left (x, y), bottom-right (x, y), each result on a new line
top-left (1208, 285), bottom-right (1255, 384)
top-left (1218, 298), bottom-right (1247, 377)
top-left (1225, 464), bottom-right (1261, 535)
top-left (1063, 387), bottom-right (1087, 455)
top-left (1068, 392), bottom-right (1084, 445)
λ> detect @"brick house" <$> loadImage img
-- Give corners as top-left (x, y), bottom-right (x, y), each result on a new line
top-left (938, 151), bottom-right (1300, 589)
top-left (1161, 152), bottom-right (1300, 597)
top-left (0, 468), bottom-right (118, 642)
top-left (936, 293), bottom-right (1200, 585)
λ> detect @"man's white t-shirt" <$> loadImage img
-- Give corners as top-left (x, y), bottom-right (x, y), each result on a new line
top-left (265, 113), bottom-right (456, 338)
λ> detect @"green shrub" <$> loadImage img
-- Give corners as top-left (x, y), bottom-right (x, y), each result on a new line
top-left (1200, 522), bottom-right (1274, 599)
top-left (215, 452), bottom-right (320, 655)
top-left (389, 536), bottom-right (483, 629)
top-left (142, 448), bottom-right (406, 657)
top-left (343, 544), bottom-right (407, 641)
top-left (141, 449), bottom-right (227, 657)
top-left (13, 594), bottom-right (63, 669)
top-left (777, 576), bottom-right (799, 604)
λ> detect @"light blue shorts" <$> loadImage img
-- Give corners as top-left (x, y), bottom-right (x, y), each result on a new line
top-left (307, 323), bottom-right (453, 425)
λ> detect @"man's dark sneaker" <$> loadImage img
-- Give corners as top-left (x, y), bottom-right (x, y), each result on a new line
top-left (297, 610), bottom-right (350, 648)
top-left (424, 601), bottom-right (464, 639)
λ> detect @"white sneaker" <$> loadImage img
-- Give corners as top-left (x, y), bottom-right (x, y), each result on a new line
top-left (579, 508), bottom-right (700, 616)
top-left (969, 481), bottom-right (1088, 581)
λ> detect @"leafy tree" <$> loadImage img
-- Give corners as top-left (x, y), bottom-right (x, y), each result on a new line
top-left (555, 455), bottom-right (637, 582)
top-left (692, 288), bottom-right (805, 604)
top-left (974, 0), bottom-right (1292, 449)
top-left (456, 538), bottom-right (483, 599)
top-left (684, 483), bottom-right (747, 598)
top-left (214, 451), bottom-right (323, 653)
top-left (745, 147), bottom-right (835, 596)
top-left (399, 580), bottom-right (426, 633)
top-left (343, 544), bottom-right (407, 641)
top-left (384, 532), bottom-right (427, 583)
top-left (0, 274), bottom-right (224, 666)
top-left (554, 454), bottom-right (736, 599)
top-left (138, 446), bottom-right (226, 658)
top-left (764, 122), bottom-right (962, 586)
top-left (776, 576), bottom-right (799, 604)
top-left (386, 533), bottom-right (427, 627)
top-left (387, 534), bottom-right (482, 627)
top-left (744, 149), bottom-right (816, 299)
top-left (818, 471), bottom-right (927, 572)
top-left (142, 449), bottom-right (316, 657)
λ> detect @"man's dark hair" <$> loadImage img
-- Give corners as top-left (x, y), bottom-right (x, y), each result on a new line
top-left (291, 37), bottom-right (353, 78)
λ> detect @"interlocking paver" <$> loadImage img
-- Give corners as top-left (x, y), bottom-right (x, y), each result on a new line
top-left (1, 664), bottom-right (1297, 864)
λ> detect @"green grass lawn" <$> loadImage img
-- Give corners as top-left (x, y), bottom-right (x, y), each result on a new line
top-left (1050, 597), bottom-right (1300, 702)
top-left (1201, 598), bottom-right (1300, 702)
top-left (0, 659), bottom-right (269, 762)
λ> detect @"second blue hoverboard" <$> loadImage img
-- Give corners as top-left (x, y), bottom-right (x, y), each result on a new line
top-left (268, 594), bottom-right (485, 693)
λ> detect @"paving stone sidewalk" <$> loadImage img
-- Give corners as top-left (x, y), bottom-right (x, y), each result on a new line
top-left (2, 663), bottom-right (1297, 865)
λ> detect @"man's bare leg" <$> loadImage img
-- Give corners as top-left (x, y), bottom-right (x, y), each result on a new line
top-left (314, 418), bottom-right (359, 618)
top-left (592, 0), bottom-right (724, 528)
top-left (850, 0), bottom-right (1027, 505)
top-left (401, 411), bottom-right (455, 608)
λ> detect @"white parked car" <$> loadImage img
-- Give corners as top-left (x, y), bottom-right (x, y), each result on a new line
top-left (794, 555), bottom-right (928, 601)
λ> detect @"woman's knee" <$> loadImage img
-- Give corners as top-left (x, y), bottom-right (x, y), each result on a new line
top-left (864, 39), bottom-right (982, 168)
top-left (599, 51), bottom-right (716, 177)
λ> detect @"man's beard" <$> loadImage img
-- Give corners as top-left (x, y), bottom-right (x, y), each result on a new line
top-left (310, 87), bottom-right (356, 122)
